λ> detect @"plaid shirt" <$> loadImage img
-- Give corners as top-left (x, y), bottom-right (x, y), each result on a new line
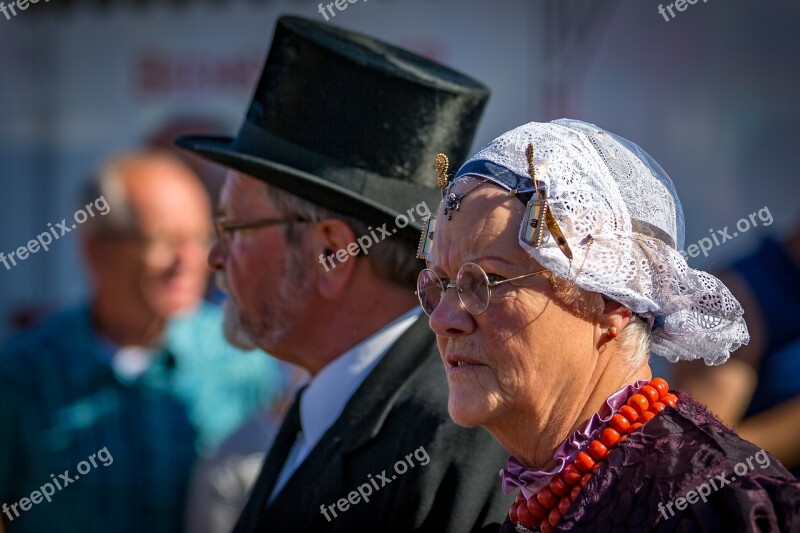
top-left (0, 302), bottom-right (284, 533)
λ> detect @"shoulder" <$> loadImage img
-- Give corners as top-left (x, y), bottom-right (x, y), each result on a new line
top-left (567, 391), bottom-right (800, 531)
top-left (657, 392), bottom-right (793, 478)
top-left (0, 306), bottom-right (89, 382)
top-left (650, 392), bottom-right (800, 530)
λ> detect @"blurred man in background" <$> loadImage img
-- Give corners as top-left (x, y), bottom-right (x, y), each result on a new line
top-left (0, 150), bottom-right (286, 532)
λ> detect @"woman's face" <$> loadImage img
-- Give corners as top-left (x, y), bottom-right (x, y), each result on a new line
top-left (426, 182), bottom-right (599, 437)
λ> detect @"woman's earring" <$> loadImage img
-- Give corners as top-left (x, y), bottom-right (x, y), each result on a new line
top-left (607, 327), bottom-right (618, 341)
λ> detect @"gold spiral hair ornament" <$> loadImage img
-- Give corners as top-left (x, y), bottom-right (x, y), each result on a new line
top-left (435, 153), bottom-right (449, 191)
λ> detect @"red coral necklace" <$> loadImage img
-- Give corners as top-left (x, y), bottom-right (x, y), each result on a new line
top-left (509, 377), bottom-right (678, 533)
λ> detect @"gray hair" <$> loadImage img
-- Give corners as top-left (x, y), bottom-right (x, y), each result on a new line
top-left (555, 281), bottom-right (652, 367)
top-left (80, 159), bottom-right (135, 235)
top-left (617, 315), bottom-right (653, 367)
top-left (264, 186), bottom-right (421, 290)
top-left (80, 150), bottom-right (199, 236)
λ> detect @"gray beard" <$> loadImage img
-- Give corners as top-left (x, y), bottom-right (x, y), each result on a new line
top-left (219, 247), bottom-right (310, 353)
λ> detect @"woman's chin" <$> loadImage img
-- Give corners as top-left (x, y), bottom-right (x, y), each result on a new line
top-left (447, 391), bottom-right (492, 427)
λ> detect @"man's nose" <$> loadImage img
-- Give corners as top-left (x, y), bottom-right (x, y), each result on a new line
top-left (208, 239), bottom-right (225, 271)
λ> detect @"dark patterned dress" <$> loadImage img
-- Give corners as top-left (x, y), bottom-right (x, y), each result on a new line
top-left (501, 392), bottom-right (800, 532)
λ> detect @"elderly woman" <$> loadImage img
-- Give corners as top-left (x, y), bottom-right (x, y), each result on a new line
top-left (415, 119), bottom-right (800, 532)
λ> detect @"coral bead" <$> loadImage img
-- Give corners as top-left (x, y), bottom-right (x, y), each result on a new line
top-left (639, 385), bottom-right (659, 404)
top-left (630, 422), bottom-right (644, 432)
top-left (588, 440), bottom-right (608, 460)
top-left (640, 410), bottom-right (656, 423)
top-left (627, 394), bottom-right (650, 414)
top-left (619, 405), bottom-right (639, 422)
top-left (609, 413), bottom-right (631, 433)
top-left (558, 495), bottom-right (571, 516)
top-left (562, 464), bottom-right (582, 486)
top-left (549, 476), bottom-right (569, 497)
top-left (537, 487), bottom-right (557, 509)
top-left (540, 521), bottom-right (554, 533)
top-left (571, 485), bottom-right (582, 501)
top-left (662, 393), bottom-right (678, 408)
top-left (651, 401), bottom-right (666, 413)
top-left (515, 491), bottom-right (526, 503)
top-left (600, 427), bottom-right (621, 447)
top-left (508, 504), bottom-right (518, 523)
top-left (548, 507), bottom-right (562, 526)
top-left (575, 451), bottom-right (595, 473)
top-left (649, 377), bottom-right (669, 396)
top-left (580, 472), bottom-right (592, 487)
top-left (527, 495), bottom-right (547, 518)
top-left (516, 501), bottom-right (535, 526)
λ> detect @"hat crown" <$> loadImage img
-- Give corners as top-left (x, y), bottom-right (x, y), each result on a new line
top-left (243, 16), bottom-right (489, 185)
top-left (456, 119), bottom-right (683, 250)
top-left (177, 16), bottom-right (490, 236)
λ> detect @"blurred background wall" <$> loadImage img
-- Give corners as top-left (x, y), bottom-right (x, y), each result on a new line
top-left (1, 0), bottom-right (798, 354)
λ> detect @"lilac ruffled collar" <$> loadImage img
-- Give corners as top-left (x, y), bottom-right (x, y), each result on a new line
top-left (501, 380), bottom-right (648, 498)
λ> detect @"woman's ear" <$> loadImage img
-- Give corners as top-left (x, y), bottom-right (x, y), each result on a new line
top-left (596, 297), bottom-right (632, 347)
top-left (311, 218), bottom-right (361, 299)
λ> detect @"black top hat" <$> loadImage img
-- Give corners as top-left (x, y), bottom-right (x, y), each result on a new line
top-left (176, 16), bottom-right (489, 239)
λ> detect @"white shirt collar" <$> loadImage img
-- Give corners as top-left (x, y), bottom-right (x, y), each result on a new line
top-left (268, 307), bottom-right (423, 503)
top-left (298, 307), bottom-right (422, 451)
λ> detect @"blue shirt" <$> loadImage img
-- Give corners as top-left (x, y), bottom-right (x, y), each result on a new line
top-left (0, 302), bottom-right (285, 532)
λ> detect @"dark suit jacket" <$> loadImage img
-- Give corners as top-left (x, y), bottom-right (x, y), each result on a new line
top-left (233, 315), bottom-right (514, 532)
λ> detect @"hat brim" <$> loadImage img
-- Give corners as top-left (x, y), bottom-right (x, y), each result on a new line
top-left (176, 134), bottom-right (434, 241)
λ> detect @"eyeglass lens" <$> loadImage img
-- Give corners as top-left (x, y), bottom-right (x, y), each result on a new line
top-left (456, 263), bottom-right (490, 314)
top-left (416, 262), bottom-right (492, 316)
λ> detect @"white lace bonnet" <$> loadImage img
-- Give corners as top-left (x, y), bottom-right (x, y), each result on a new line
top-left (434, 119), bottom-right (749, 365)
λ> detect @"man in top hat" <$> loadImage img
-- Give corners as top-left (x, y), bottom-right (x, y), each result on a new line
top-left (177, 16), bottom-right (513, 533)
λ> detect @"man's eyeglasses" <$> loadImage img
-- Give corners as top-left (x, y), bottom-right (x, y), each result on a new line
top-left (416, 262), bottom-right (552, 316)
top-left (214, 216), bottom-right (311, 247)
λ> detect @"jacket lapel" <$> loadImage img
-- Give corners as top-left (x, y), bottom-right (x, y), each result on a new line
top-left (258, 314), bottom-right (437, 530)
top-left (234, 387), bottom-right (304, 532)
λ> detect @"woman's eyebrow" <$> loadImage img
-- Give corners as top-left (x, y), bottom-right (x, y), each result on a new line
top-left (465, 255), bottom-right (513, 265)
top-left (429, 255), bottom-right (513, 276)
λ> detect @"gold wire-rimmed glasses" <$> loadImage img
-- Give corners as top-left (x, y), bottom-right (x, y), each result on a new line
top-left (416, 261), bottom-right (551, 316)
top-left (213, 216), bottom-right (311, 249)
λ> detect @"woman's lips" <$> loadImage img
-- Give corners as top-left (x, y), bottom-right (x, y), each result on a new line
top-left (445, 354), bottom-right (485, 370)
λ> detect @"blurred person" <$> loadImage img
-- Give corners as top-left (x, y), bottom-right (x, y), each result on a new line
top-left (414, 118), bottom-right (800, 532)
top-left (674, 120), bottom-right (800, 476)
top-left (177, 16), bottom-right (513, 532)
top-left (675, 226), bottom-right (800, 475)
top-left (0, 151), bottom-right (286, 533)
top-left (185, 362), bottom-right (307, 533)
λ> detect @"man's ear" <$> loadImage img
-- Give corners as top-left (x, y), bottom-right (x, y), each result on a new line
top-left (310, 218), bottom-right (361, 299)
